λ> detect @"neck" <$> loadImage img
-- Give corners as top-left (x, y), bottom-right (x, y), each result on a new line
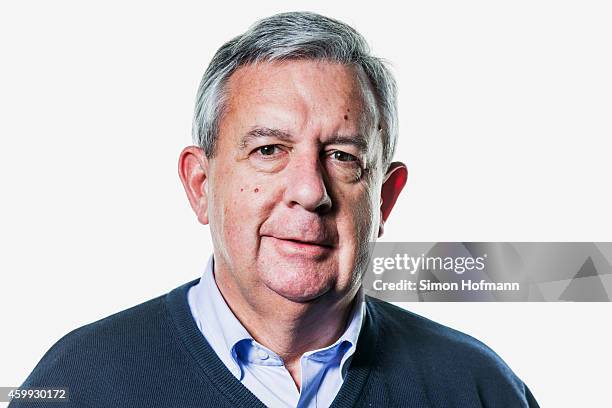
top-left (213, 262), bottom-right (360, 386)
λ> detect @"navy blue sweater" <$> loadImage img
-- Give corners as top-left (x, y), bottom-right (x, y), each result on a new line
top-left (12, 279), bottom-right (539, 407)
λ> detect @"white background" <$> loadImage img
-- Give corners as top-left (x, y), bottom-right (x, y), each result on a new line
top-left (1, 1), bottom-right (611, 407)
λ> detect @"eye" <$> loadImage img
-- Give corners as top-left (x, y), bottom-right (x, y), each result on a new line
top-left (248, 144), bottom-right (288, 173)
top-left (257, 145), bottom-right (280, 156)
top-left (325, 149), bottom-right (365, 182)
top-left (330, 150), bottom-right (357, 162)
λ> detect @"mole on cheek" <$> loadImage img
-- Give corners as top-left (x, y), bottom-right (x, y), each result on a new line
top-left (344, 114), bottom-right (349, 120)
top-left (240, 188), bottom-right (244, 192)
top-left (254, 187), bottom-right (259, 193)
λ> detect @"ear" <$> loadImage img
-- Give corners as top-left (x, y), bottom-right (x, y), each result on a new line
top-left (178, 146), bottom-right (210, 225)
top-left (378, 162), bottom-right (408, 237)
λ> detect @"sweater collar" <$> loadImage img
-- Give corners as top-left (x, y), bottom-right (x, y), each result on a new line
top-left (166, 276), bottom-right (378, 408)
top-left (189, 255), bottom-right (366, 379)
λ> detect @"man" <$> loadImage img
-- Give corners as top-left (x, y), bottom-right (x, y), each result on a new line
top-left (13, 12), bottom-right (539, 408)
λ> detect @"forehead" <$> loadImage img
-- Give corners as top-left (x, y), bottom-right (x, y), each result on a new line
top-left (221, 60), bottom-right (379, 134)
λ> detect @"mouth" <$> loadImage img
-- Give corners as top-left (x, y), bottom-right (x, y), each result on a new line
top-left (262, 236), bottom-right (334, 258)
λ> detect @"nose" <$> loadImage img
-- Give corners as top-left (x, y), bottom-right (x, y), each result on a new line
top-left (284, 153), bottom-right (332, 214)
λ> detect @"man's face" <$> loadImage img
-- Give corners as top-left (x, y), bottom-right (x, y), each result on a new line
top-left (203, 60), bottom-right (389, 305)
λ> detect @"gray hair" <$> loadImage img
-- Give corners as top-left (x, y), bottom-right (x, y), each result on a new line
top-left (192, 11), bottom-right (398, 169)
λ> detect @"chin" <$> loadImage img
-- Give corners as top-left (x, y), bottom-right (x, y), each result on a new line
top-left (260, 264), bottom-right (336, 304)
top-left (268, 284), bottom-right (332, 303)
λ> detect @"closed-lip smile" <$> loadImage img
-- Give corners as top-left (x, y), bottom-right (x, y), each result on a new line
top-left (262, 235), bottom-right (334, 257)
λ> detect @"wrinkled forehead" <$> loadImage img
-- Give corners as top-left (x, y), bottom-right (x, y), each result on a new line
top-left (222, 60), bottom-right (381, 138)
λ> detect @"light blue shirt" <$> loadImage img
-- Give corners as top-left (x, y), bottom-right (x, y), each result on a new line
top-left (187, 256), bottom-right (365, 408)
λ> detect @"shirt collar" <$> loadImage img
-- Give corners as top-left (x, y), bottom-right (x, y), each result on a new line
top-left (190, 256), bottom-right (252, 378)
top-left (190, 255), bottom-right (366, 377)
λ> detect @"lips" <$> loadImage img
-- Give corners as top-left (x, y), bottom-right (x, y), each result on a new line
top-left (266, 236), bottom-right (334, 247)
top-left (263, 235), bottom-right (334, 258)
top-left (260, 218), bottom-right (337, 245)
top-left (259, 215), bottom-right (338, 258)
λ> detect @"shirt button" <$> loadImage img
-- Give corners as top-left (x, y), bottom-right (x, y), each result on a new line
top-left (257, 349), bottom-right (269, 360)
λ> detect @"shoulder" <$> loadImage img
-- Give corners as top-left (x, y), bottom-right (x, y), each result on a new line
top-left (367, 298), bottom-right (510, 368)
top-left (66, 293), bottom-right (166, 347)
top-left (16, 282), bottom-right (199, 407)
top-left (365, 298), bottom-right (537, 406)
top-left (23, 293), bottom-right (168, 382)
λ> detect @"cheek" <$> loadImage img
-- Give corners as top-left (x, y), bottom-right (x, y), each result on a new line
top-left (335, 188), bottom-right (378, 274)
top-left (210, 175), bottom-right (279, 253)
top-left (337, 184), bottom-right (379, 242)
top-left (342, 191), bottom-right (380, 291)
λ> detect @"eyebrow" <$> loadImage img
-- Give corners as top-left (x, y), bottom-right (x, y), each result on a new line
top-left (240, 126), bottom-right (370, 152)
top-left (325, 135), bottom-right (369, 152)
top-left (239, 127), bottom-right (294, 150)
